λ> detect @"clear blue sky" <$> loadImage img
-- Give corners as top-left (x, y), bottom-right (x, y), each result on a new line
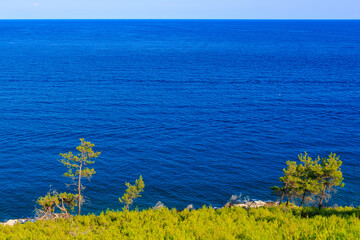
top-left (0, 0), bottom-right (359, 19)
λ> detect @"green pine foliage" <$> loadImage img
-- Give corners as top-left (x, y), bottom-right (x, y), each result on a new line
top-left (2, 207), bottom-right (360, 239)
top-left (60, 138), bottom-right (101, 215)
top-left (37, 191), bottom-right (78, 217)
top-left (119, 176), bottom-right (145, 210)
top-left (37, 193), bottom-right (58, 215)
top-left (272, 160), bottom-right (299, 206)
top-left (318, 153), bottom-right (344, 209)
top-left (296, 152), bottom-right (322, 207)
top-left (272, 152), bottom-right (344, 208)
top-left (16, 144), bottom-right (352, 239)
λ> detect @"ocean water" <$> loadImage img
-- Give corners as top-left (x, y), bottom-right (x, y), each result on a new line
top-left (0, 20), bottom-right (359, 221)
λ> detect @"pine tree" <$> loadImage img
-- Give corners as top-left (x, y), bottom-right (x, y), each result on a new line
top-left (296, 152), bottom-right (322, 207)
top-left (120, 176), bottom-right (145, 210)
top-left (272, 161), bottom-right (299, 206)
top-left (37, 191), bottom-right (78, 218)
top-left (317, 153), bottom-right (344, 209)
top-left (60, 138), bottom-right (101, 215)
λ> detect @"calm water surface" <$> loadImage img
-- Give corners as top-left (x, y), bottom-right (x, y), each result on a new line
top-left (0, 20), bottom-right (359, 220)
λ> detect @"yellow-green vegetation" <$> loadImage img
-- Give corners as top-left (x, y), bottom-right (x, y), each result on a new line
top-left (5, 144), bottom-right (352, 239)
top-left (37, 191), bottom-right (78, 218)
top-left (119, 175), bottom-right (145, 210)
top-left (272, 152), bottom-right (344, 209)
top-left (2, 206), bottom-right (360, 239)
top-left (60, 138), bottom-right (101, 215)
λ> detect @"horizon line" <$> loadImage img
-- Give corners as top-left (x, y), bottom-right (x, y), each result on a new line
top-left (0, 18), bottom-right (359, 20)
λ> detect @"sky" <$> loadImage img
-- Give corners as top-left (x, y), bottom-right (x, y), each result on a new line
top-left (0, 0), bottom-right (359, 19)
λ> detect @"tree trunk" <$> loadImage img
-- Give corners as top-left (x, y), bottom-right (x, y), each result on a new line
top-left (78, 158), bottom-right (83, 215)
top-left (286, 196), bottom-right (289, 206)
top-left (55, 198), bottom-right (68, 215)
top-left (61, 198), bottom-right (68, 215)
top-left (279, 183), bottom-right (288, 206)
top-left (318, 186), bottom-right (326, 210)
top-left (300, 192), bottom-right (306, 207)
top-left (279, 191), bottom-right (285, 205)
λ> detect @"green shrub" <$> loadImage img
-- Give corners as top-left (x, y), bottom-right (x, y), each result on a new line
top-left (1, 206), bottom-right (360, 239)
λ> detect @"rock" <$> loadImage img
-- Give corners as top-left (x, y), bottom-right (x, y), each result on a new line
top-left (225, 195), bottom-right (243, 207)
top-left (2, 218), bottom-right (36, 226)
top-left (186, 204), bottom-right (194, 210)
top-left (225, 195), bottom-right (279, 209)
top-left (265, 201), bottom-right (278, 207)
top-left (254, 200), bottom-right (266, 207)
top-left (153, 201), bottom-right (165, 210)
top-left (3, 219), bottom-right (18, 226)
top-left (233, 203), bottom-right (247, 208)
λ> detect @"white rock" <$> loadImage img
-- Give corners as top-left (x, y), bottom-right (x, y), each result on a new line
top-left (1, 218), bottom-right (36, 226)
top-left (254, 200), bottom-right (266, 206)
top-left (18, 219), bottom-right (29, 224)
top-left (3, 220), bottom-right (18, 226)
top-left (153, 201), bottom-right (165, 210)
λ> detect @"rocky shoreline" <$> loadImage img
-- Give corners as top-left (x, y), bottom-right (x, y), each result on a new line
top-left (224, 195), bottom-right (278, 208)
top-left (2, 218), bottom-right (36, 226)
top-left (1, 196), bottom-right (278, 227)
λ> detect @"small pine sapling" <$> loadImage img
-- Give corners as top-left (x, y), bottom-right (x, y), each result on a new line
top-left (119, 175), bottom-right (145, 210)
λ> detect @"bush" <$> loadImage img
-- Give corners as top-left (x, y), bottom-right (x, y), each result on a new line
top-left (1, 207), bottom-right (360, 239)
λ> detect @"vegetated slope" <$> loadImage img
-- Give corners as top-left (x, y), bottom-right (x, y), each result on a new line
top-left (1, 206), bottom-right (360, 239)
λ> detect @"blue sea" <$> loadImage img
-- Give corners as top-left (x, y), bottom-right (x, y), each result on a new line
top-left (0, 20), bottom-right (359, 221)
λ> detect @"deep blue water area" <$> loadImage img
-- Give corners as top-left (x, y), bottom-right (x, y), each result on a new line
top-left (0, 20), bottom-right (359, 221)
